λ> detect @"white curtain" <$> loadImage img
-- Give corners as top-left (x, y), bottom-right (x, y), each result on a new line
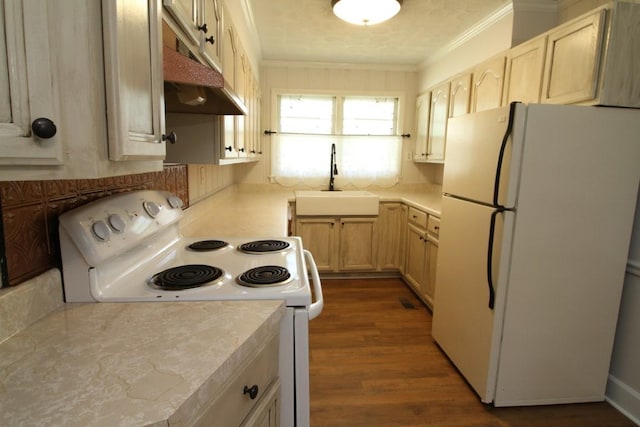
top-left (271, 133), bottom-right (402, 188)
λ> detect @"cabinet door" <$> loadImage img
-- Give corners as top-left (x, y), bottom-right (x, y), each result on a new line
top-left (221, 5), bottom-right (237, 90)
top-left (296, 218), bottom-right (338, 272)
top-left (405, 223), bottom-right (427, 300)
top-left (103, 0), bottom-right (165, 160)
top-left (471, 56), bottom-right (506, 113)
top-left (541, 10), bottom-right (606, 105)
top-left (426, 236), bottom-right (438, 307)
top-left (377, 203), bottom-right (404, 270)
top-left (200, 0), bottom-right (222, 70)
top-left (339, 218), bottom-right (377, 271)
top-left (413, 92), bottom-right (430, 161)
top-left (503, 37), bottom-right (546, 105)
top-left (163, 0), bottom-right (199, 44)
top-left (0, 0), bottom-right (62, 165)
top-left (449, 73), bottom-right (471, 118)
top-left (427, 82), bottom-right (450, 162)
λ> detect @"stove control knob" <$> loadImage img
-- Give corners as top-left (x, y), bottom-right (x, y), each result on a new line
top-left (108, 214), bottom-right (126, 233)
top-left (91, 220), bottom-right (111, 242)
top-left (167, 195), bottom-right (183, 209)
top-left (143, 201), bottom-right (161, 218)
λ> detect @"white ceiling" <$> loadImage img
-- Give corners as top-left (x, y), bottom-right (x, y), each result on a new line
top-left (248, 0), bottom-right (511, 66)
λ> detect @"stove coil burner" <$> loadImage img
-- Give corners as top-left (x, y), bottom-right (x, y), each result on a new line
top-left (236, 265), bottom-right (293, 287)
top-left (238, 239), bottom-right (290, 254)
top-left (149, 264), bottom-right (223, 290)
top-left (188, 240), bottom-right (229, 251)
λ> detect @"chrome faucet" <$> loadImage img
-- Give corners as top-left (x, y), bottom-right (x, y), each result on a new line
top-left (329, 143), bottom-right (338, 191)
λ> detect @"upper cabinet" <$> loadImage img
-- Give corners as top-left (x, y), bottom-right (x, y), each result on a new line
top-left (163, 0), bottom-right (222, 71)
top-left (0, 0), bottom-right (62, 166)
top-left (449, 72), bottom-right (471, 118)
top-left (541, 10), bottom-right (606, 105)
top-left (426, 81), bottom-right (450, 163)
top-left (163, 0), bottom-right (262, 165)
top-left (503, 37), bottom-right (547, 105)
top-left (541, 3), bottom-right (640, 107)
top-left (413, 92), bottom-right (430, 162)
top-left (103, 0), bottom-right (166, 160)
top-left (470, 55), bottom-right (505, 113)
top-left (0, 0), bottom-right (165, 180)
top-left (413, 2), bottom-right (640, 165)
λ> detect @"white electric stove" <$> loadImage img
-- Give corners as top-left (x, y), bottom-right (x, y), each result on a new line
top-left (58, 190), bottom-right (323, 427)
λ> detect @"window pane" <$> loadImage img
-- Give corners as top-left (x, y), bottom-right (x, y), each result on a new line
top-left (279, 95), bottom-right (334, 134)
top-left (342, 97), bottom-right (398, 135)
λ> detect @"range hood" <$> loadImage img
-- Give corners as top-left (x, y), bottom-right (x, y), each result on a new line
top-left (163, 46), bottom-right (247, 116)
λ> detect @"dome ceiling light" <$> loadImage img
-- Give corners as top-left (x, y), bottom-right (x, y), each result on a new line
top-left (331, 0), bottom-right (403, 26)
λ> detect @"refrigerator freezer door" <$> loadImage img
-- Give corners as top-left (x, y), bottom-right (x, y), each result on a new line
top-left (443, 104), bottom-right (525, 207)
top-left (431, 195), bottom-right (511, 403)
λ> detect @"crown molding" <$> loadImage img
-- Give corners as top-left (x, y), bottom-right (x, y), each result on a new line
top-left (419, 1), bottom-right (514, 69)
top-left (260, 59), bottom-right (417, 73)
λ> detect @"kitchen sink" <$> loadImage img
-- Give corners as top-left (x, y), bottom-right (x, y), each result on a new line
top-left (295, 190), bottom-right (379, 216)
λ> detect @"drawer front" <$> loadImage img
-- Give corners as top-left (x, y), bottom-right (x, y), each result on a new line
top-left (427, 215), bottom-right (440, 237)
top-left (194, 334), bottom-right (279, 427)
top-left (408, 207), bottom-right (428, 229)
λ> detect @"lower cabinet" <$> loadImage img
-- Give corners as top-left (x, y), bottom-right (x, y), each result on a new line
top-left (376, 202), bottom-right (407, 271)
top-left (296, 216), bottom-right (377, 273)
top-left (404, 207), bottom-right (440, 309)
top-left (193, 333), bottom-right (280, 427)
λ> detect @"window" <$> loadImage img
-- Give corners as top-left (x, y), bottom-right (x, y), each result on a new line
top-left (271, 93), bottom-right (402, 188)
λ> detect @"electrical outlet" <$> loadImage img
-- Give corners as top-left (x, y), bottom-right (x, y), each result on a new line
top-left (406, 152), bottom-right (412, 161)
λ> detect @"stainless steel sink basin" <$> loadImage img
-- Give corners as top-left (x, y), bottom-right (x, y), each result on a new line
top-left (295, 190), bottom-right (379, 216)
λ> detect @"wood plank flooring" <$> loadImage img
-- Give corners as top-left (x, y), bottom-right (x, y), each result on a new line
top-left (309, 278), bottom-right (634, 427)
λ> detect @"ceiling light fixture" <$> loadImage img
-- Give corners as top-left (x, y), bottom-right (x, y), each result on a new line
top-left (332, 0), bottom-right (402, 26)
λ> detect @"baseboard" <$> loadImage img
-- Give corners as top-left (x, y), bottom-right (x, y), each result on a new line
top-left (606, 375), bottom-right (640, 426)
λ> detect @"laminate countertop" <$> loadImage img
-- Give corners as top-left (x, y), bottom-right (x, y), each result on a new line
top-left (0, 299), bottom-right (285, 427)
top-left (180, 185), bottom-right (442, 238)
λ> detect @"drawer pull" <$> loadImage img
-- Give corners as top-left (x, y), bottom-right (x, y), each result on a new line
top-left (243, 384), bottom-right (259, 400)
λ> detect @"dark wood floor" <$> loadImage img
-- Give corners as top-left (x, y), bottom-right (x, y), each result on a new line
top-left (308, 278), bottom-right (634, 427)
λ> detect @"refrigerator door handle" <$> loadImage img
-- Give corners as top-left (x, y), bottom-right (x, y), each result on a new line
top-left (492, 101), bottom-right (519, 207)
top-left (486, 208), bottom-right (503, 310)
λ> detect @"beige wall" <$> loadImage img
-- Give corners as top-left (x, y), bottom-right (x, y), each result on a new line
top-left (235, 64), bottom-right (444, 188)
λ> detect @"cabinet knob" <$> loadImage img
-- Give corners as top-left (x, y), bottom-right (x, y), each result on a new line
top-left (205, 36), bottom-right (215, 45)
top-left (243, 384), bottom-right (259, 400)
top-left (197, 23), bottom-right (208, 33)
top-left (31, 117), bottom-right (57, 139)
top-left (162, 132), bottom-right (177, 144)
top-left (238, 147), bottom-right (245, 152)
top-left (225, 146), bottom-right (233, 152)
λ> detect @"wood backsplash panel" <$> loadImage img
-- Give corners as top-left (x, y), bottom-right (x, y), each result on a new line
top-left (0, 165), bottom-right (188, 287)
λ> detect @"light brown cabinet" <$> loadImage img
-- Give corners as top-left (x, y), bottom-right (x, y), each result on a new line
top-left (449, 73), bottom-right (472, 118)
top-left (413, 93), bottom-right (430, 161)
top-left (296, 216), bottom-right (377, 273)
top-left (376, 202), bottom-right (406, 271)
top-left (426, 81), bottom-right (450, 162)
top-left (340, 218), bottom-right (378, 271)
top-left (193, 334), bottom-right (280, 427)
top-left (503, 37), bottom-right (547, 105)
top-left (471, 55), bottom-right (505, 113)
top-left (295, 217), bottom-right (338, 272)
top-left (404, 206), bottom-right (439, 309)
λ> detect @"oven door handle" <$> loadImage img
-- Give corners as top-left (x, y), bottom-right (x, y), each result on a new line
top-left (304, 249), bottom-right (324, 320)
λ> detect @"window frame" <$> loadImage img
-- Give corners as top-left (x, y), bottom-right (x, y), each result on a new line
top-left (271, 89), bottom-right (405, 137)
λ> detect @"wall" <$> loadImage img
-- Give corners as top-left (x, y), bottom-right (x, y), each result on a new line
top-left (186, 163), bottom-right (239, 204)
top-left (235, 63), bottom-right (444, 188)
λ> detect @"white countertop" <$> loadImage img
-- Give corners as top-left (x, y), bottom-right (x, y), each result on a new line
top-left (180, 185), bottom-right (442, 238)
top-left (0, 300), bottom-right (285, 427)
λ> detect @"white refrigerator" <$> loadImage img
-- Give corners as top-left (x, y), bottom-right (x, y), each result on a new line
top-left (431, 103), bottom-right (640, 406)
